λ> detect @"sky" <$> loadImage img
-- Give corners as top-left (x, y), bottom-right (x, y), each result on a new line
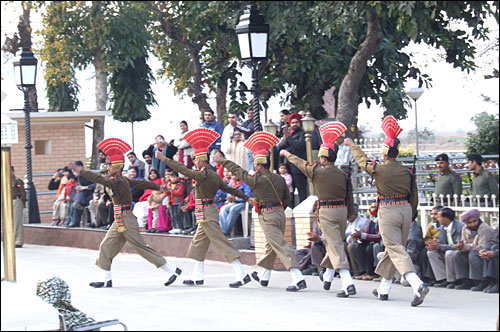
top-left (1, 3), bottom-right (499, 158)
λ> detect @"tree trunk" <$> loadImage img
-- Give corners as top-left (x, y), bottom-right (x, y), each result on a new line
top-left (187, 44), bottom-right (212, 115)
top-left (18, 2), bottom-right (38, 112)
top-left (91, 49), bottom-right (107, 169)
top-left (336, 12), bottom-right (382, 138)
top-left (215, 81), bottom-right (227, 123)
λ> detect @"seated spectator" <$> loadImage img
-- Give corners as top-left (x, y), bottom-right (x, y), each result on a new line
top-left (477, 227), bottom-right (499, 293)
top-left (451, 209), bottom-right (497, 290)
top-left (50, 168), bottom-right (71, 226)
top-left (344, 203), bottom-right (368, 277)
top-left (222, 167), bottom-right (231, 184)
top-left (295, 201), bottom-right (326, 275)
top-left (420, 205), bottom-right (443, 286)
top-left (167, 171), bottom-right (188, 234)
top-left (214, 150), bottom-right (226, 179)
top-left (128, 166), bottom-right (144, 207)
top-left (427, 207), bottom-right (465, 288)
top-left (48, 168), bottom-right (64, 191)
top-left (226, 128), bottom-right (249, 171)
top-left (142, 150), bottom-right (153, 179)
top-left (180, 179), bottom-right (196, 235)
top-left (279, 163), bottom-right (294, 209)
top-left (352, 203), bottom-right (381, 281)
top-left (146, 170), bottom-right (168, 233)
top-left (66, 161), bottom-right (97, 228)
top-left (133, 168), bottom-right (161, 230)
top-left (127, 152), bottom-right (146, 177)
top-left (403, 219), bottom-right (425, 286)
top-left (61, 173), bottom-right (78, 227)
top-left (88, 167), bottom-right (114, 229)
top-left (219, 173), bottom-right (253, 236)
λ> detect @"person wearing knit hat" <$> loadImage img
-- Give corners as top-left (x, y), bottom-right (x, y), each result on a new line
top-left (451, 208), bottom-right (497, 291)
top-left (466, 154), bottom-right (499, 203)
top-left (68, 138), bottom-right (182, 289)
top-left (433, 153), bottom-right (462, 199)
top-left (215, 131), bottom-right (307, 292)
top-left (345, 115), bottom-right (429, 307)
top-left (155, 128), bottom-right (253, 288)
top-left (281, 121), bottom-right (357, 297)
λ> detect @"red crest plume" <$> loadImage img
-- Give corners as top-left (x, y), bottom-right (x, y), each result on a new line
top-left (183, 128), bottom-right (220, 150)
top-left (381, 116), bottom-right (402, 148)
top-left (319, 122), bottom-right (347, 145)
top-left (244, 132), bottom-right (280, 153)
top-left (97, 138), bottom-right (132, 157)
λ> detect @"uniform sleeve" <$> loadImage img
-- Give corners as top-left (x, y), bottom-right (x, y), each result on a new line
top-left (350, 144), bottom-right (375, 176)
top-left (452, 174), bottom-right (463, 196)
top-left (163, 157), bottom-right (206, 181)
top-left (79, 170), bottom-right (115, 188)
top-left (287, 153), bottom-right (314, 178)
top-left (220, 180), bottom-right (249, 201)
top-left (220, 158), bottom-right (257, 189)
top-left (126, 178), bottom-right (161, 191)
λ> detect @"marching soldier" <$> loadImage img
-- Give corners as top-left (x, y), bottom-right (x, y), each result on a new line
top-left (345, 116), bottom-right (429, 307)
top-left (214, 131), bottom-right (307, 292)
top-left (155, 128), bottom-right (252, 288)
top-left (434, 153), bottom-right (463, 199)
top-left (281, 121), bottom-right (357, 297)
top-left (69, 138), bottom-right (182, 288)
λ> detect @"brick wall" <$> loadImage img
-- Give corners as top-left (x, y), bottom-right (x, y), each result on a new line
top-left (294, 216), bottom-right (315, 250)
top-left (11, 123), bottom-right (86, 223)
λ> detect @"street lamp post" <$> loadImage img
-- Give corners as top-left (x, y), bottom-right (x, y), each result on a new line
top-left (264, 119), bottom-right (278, 172)
top-left (406, 88), bottom-right (424, 157)
top-left (301, 111), bottom-right (316, 195)
top-left (236, 4), bottom-right (269, 132)
top-left (13, 48), bottom-right (41, 224)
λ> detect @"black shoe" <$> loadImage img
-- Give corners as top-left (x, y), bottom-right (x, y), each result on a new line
top-left (372, 289), bottom-right (389, 301)
top-left (183, 279), bottom-right (204, 286)
top-left (411, 284), bottom-right (429, 307)
top-left (446, 282), bottom-right (458, 289)
top-left (337, 284), bottom-right (356, 298)
top-left (86, 223), bottom-right (96, 228)
top-left (65, 223), bottom-right (80, 228)
top-left (251, 271), bottom-right (269, 287)
top-left (423, 280), bottom-right (436, 287)
top-left (15, 244), bottom-right (23, 248)
top-left (323, 281), bottom-right (331, 291)
top-left (433, 280), bottom-right (448, 288)
top-left (164, 268), bottom-right (182, 287)
top-left (471, 281), bottom-right (490, 292)
top-left (455, 280), bottom-right (473, 290)
top-left (485, 283), bottom-right (499, 293)
top-left (229, 274), bottom-right (251, 288)
top-left (319, 268), bottom-right (325, 282)
top-left (89, 280), bottom-right (112, 288)
top-left (286, 280), bottom-right (307, 292)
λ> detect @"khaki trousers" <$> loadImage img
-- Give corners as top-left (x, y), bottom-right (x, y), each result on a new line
top-left (375, 204), bottom-right (415, 280)
top-left (187, 205), bottom-right (240, 263)
top-left (96, 212), bottom-right (166, 271)
top-left (319, 207), bottom-right (350, 270)
top-left (13, 198), bottom-right (24, 246)
top-left (257, 208), bottom-right (298, 270)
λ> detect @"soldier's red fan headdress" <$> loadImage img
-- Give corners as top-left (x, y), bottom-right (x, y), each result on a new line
top-left (183, 128), bottom-right (220, 161)
top-left (381, 115), bottom-right (403, 155)
top-left (97, 138), bottom-right (132, 168)
top-left (318, 121), bottom-right (347, 159)
top-left (244, 132), bottom-right (280, 166)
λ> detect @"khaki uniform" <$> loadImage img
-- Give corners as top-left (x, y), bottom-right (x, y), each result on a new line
top-left (471, 168), bottom-right (499, 197)
top-left (434, 169), bottom-right (462, 198)
top-left (80, 170), bottom-right (166, 270)
top-left (163, 158), bottom-right (249, 263)
top-left (351, 144), bottom-right (418, 280)
top-left (12, 176), bottom-right (26, 246)
top-left (221, 158), bottom-right (299, 270)
top-left (287, 153), bottom-right (354, 270)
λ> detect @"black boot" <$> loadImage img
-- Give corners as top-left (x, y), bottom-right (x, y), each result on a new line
top-left (164, 268), bottom-right (182, 287)
top-left (251, 271), bottom-right (268, 287)
top-left (337, 284), bottom-right (356, 298)
top-left (286, 280), bottom-right (307, 292)
top-left (229, 274), bottom-right (251, 288)
top-left (89, 280), bottom-right (112, 288)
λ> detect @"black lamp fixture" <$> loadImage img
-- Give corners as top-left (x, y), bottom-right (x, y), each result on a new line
top-left (13, 47), bottom-right (41, 224)
top-left (236, 4), bottom-right (269, 132)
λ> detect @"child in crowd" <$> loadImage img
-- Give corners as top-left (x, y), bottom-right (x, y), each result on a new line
top-left (279, 163), bottom-right (294, 209)
top-left (62, 173), bottom-right (78, 226)
top-left (167, 171), bottom-right (186, 234)
top-left (180, 178), bottom-right (196, 235)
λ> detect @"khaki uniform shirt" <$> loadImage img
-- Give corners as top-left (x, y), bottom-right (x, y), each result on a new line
top-left (287, 153), bottom-right (354, 216)
top-left (472, 168), bottom-right (499, 197)
top-left (80, 170), bottom-right (159, 205)
top-left (221, 159), bottom-right (290, 208)
top-left (434, 169), bottom-right (462, 197)
top-left (163, 158), bottom-right (249, 201)
top-left (351, 144), bottom-right (418, 214)
top-left (12, 176), bottom-right (27, 207)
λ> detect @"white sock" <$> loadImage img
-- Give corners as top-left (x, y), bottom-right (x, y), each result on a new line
top-left (192, 260), bottom-right (204, 280)
top-left (290, 268), bottom-right (304, 285)
top-left (339, 268), bottom-right (354, 291)
top-left (378, 277), bottom-right (393, 295)
top-left (160, 262), bottom-right (177, 276)
top-left (102, 270), bottom-right (112, 282)
top-left (405, 272), bottom-right (424, 295)
top-left (324, 268), bottom-right (335, 283)
top-left (261, 269), bottom-right (271, 281)
top-left (230, 259), bottom-right (247, 281)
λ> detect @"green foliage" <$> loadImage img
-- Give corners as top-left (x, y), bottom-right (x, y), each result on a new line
top-left (465, 112), bottom-right (500, 155)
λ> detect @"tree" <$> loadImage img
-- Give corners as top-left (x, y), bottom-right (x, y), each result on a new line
top-left (2, 1), bottom-right (39, 111)
top-left (465, 112), bottom-right (499, 155)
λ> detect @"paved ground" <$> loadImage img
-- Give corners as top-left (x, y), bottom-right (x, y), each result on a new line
top-left (1, 244), bottom-right (499, 331)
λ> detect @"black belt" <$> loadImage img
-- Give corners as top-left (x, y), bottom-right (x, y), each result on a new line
top-left (117, 204), bottom-right (132, 211)
top-left (198, 199), bottom-right (214, 206)
top-left (378, 195), bottom-right (409, 206)
top-left (318, 200), bottom-right (345, 207)
top-left (259, 203), bottom-right (281, 209)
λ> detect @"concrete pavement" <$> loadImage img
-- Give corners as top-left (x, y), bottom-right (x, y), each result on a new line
top-left (2, 244), bottom-right (498, 331)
